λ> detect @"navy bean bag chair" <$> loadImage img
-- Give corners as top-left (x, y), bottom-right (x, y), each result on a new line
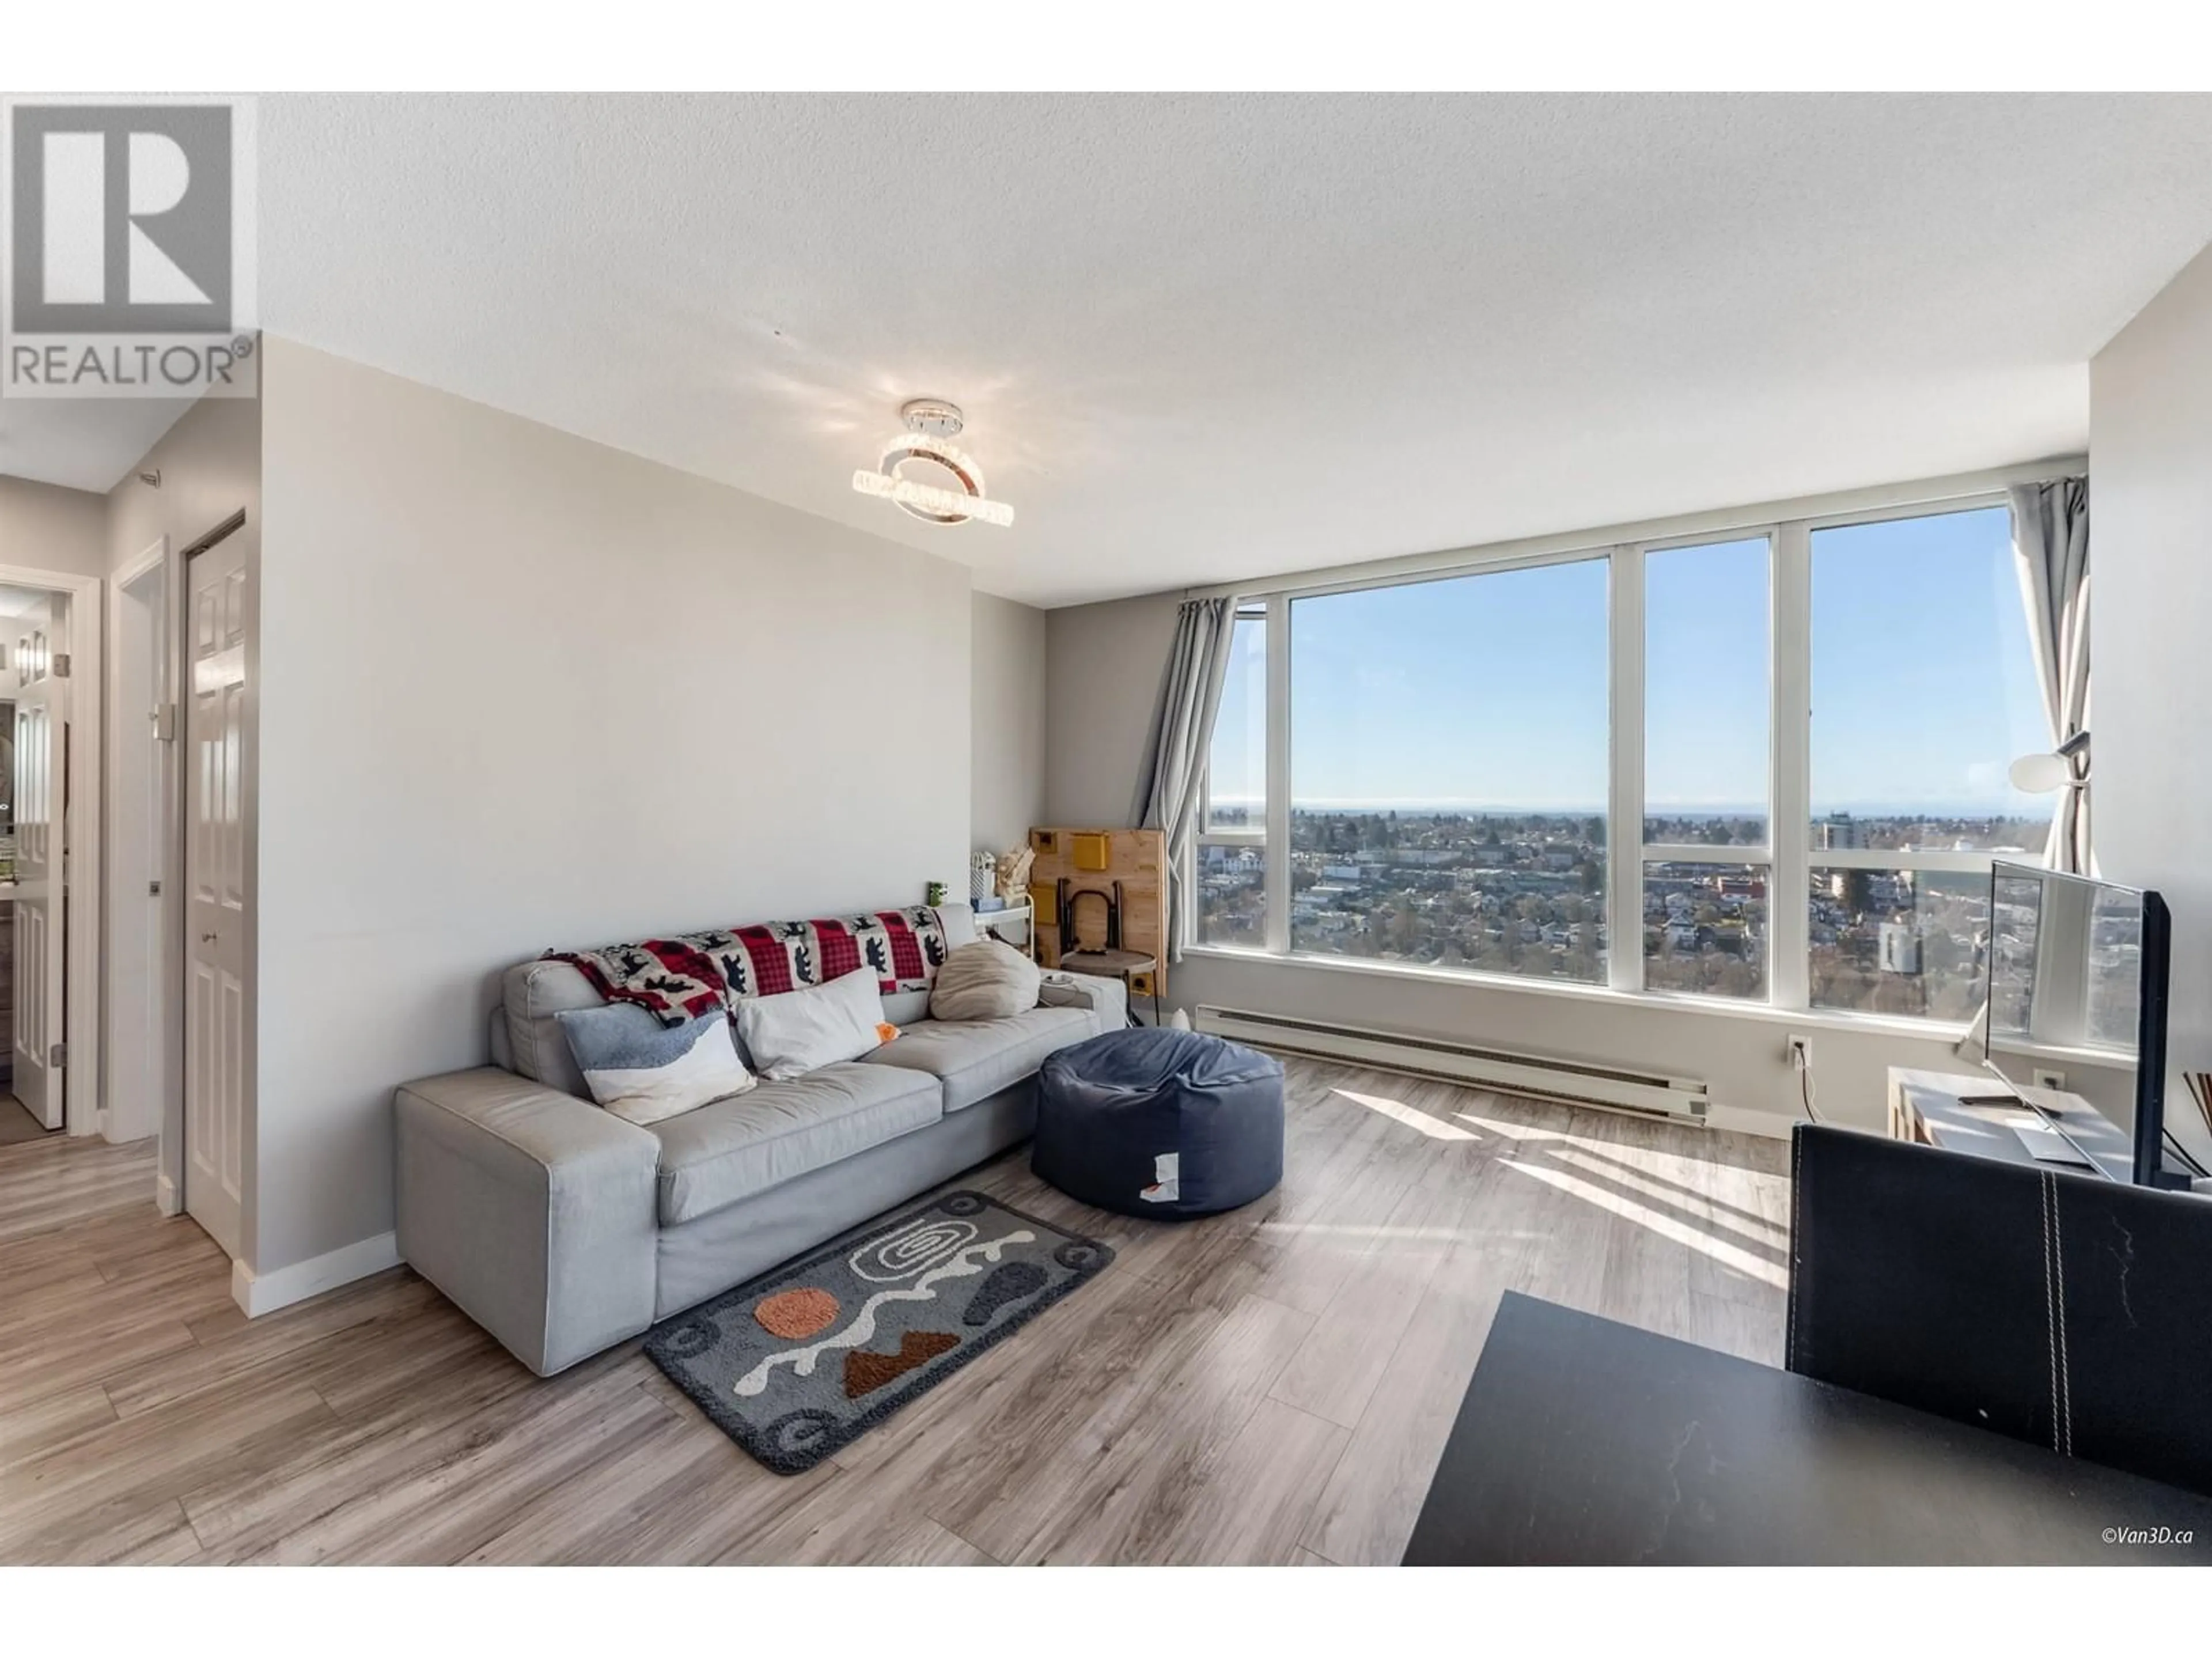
top-left (1033, 1028), bottom-right (1285, 1219)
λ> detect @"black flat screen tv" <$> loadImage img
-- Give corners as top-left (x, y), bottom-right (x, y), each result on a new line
top-left (1985, 861), bottom-right (2173, 1188)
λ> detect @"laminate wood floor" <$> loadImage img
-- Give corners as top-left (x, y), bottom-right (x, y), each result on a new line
top-left (0, 1058), bottom-right (1789, 1565)
top-left (0, 1093), bottom-right (49, 1146)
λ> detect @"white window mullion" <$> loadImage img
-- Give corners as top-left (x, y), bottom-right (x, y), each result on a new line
top-left (1264, 592), bottom-right (1291, 955)
top-left (1642, 843), bottom-right (1774, 865)
top-left (1607, 546), bottom-right (1643, 994)
top-left (1771, 521), bottom-right (1812, 1010)
top-left (1812, 847), bottom-right (1998, 875)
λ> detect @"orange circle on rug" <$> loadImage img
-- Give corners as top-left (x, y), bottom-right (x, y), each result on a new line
top-left (753, 1287), bottom-right (840, 1340)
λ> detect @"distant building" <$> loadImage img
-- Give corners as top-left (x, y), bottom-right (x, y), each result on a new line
top-left (1818, 813), bottom-right (1862, 851)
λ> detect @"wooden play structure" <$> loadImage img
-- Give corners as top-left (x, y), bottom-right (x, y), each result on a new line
top-left (1025, 825), bottom-right (1168, 1006)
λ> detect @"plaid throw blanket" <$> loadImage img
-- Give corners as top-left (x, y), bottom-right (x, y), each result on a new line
top-left (547, 907), bottom-right (950, 1028)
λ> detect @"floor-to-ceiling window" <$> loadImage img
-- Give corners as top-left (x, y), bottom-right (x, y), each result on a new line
top-left (1287, 559), bottom-right (1609, 983)
top-left (1804, 506), bottom-right (2047, 1020)
top-left (1641, 536), bottom-right (1772, 1001)
top-left (1194, 482), bottom-right (2063, 1029)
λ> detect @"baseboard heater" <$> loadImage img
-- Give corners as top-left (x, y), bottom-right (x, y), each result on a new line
top-left (1194, 1005), bottom-right (1711, 1126)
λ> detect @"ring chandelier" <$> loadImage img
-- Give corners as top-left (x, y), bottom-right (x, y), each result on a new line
top-left (850, 399), bottom-right (1015, 528)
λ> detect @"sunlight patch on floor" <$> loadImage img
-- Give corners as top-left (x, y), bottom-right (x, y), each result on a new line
top-left (1502, 1158), bottom-right (1789, 1287)
top-left (1331, 1088), bottom-right (1479, 1141)
top-left (1546, 1146), bottom-right (1786, 1251)
top-left (1451, 1112), bottom-right (1569, 1142)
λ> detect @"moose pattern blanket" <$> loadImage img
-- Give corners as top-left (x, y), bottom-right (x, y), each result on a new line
top-left (550, 907), bottom-right (951, 1028)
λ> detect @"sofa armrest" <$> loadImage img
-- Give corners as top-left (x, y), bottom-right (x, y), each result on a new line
top-left (1040, 970), bottom-right (1129, 1032)
top-left (394, 1067), bottom-right (660, 1376)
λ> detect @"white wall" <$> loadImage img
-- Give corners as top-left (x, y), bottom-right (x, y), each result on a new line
top-left (255, 338), bottom-right (973, 1278)
top-left (970, 591), bottom-right (1047, 852)
top-left (1039, 587), bottom-right (2129, 1133)
top-left (106, 395), bottom-right (262, 575)
top-left (2090, 238), bottom-right (2212, 1167)
top-left (0, 474), bottom-right (107, 576)
top-left (1045, 592), bottom-right (1172, 827)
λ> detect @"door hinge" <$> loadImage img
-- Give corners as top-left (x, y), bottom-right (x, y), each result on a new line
top-left (52, 653), bottom-right (70, 679)
top-left (48, 1042), bottom-right (66, 1069)
top-left (154, 703), bottom-right (178, 742)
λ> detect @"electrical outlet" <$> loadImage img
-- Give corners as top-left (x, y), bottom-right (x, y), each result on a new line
top-left (1787, 1033), bottom-right (1813, 1069)
top-left (2032, 1067), bottom-right (2066, 1091)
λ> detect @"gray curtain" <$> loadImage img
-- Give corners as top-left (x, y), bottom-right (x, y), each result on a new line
top-left (1956, 476), bottom-right (2094, 1060)
top-left (2010, 476), bottom-right (2092, 874)
top-left (1131, 597), bottom-right (1237, 963)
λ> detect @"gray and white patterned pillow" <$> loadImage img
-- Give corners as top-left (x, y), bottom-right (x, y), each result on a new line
top-left (555, 1003), bottom-right (755, 1125)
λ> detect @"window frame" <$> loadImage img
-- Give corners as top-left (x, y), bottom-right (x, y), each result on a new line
top-left (1187, 471), bottom-right (2060, 1028)
top-left (1277, 556), bottom-right (1613, 984)
top-left (1622, 528), bottom-right (1778, 1005)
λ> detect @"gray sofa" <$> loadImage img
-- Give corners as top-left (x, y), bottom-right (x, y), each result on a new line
top-left (393, 903), bottom-right (1123, 1375)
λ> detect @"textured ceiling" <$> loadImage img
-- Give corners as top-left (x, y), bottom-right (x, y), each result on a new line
top-left (0, 395), bottom-right (190, 497)
top-left (18, 93), bottom-right (2212, 605)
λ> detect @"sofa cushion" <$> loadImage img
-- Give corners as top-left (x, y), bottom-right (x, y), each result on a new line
top-left (647, 1063), bottom-right (941, 1225)
top-left (859, 1005), bottom-right (1097, 1113)
top-left (502, 958), bottom-right (606, 1099)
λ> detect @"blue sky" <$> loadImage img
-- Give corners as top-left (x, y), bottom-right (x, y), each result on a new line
top-left (1209, 505), bottom-right (2051, 817)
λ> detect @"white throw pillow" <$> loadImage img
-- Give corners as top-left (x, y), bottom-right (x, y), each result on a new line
top-left (737, 967), bottom-right (888, 1081)
top-left (930, 939), bottom-right (1043, 1022)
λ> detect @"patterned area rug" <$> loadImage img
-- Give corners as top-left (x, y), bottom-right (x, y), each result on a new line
top-left (644, 1191), bottom-right (1113, 1474)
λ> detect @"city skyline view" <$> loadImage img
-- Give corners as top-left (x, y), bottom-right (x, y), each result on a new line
top-left (1199, 805), bottom-right (2051, 1017)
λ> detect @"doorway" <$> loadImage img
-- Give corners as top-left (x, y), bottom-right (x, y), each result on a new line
top-left (0, 566), bottom-right (104, 1147)
top-left (179, 519), bottom-right (251, 1260)
top-left (114, 513), bottom-right (254, 1264)
top-left (108, 540), bottom-right (175, 1166)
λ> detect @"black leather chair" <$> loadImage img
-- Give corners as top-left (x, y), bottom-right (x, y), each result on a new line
top-left (1787, 1123), bottom-right (2212, 1497)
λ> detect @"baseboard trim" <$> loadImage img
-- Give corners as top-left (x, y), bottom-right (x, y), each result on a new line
top-left (155, 1172), bottom-right (181, 1216)
top-left (1708, 1103), bottom-right (1797, 1141)
top-left (230, 1232), bottom-right (402, 1318)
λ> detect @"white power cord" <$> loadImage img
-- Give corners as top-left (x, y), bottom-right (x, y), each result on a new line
top-left (1791, 1040), bottom-right (1821, 1123)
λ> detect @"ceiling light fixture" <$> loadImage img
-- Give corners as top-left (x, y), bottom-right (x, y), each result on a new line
top-left (851, 399), bottom-right (1015, 528)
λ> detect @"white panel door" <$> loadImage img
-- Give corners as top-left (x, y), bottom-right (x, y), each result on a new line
top-left (12, 609), bottom-right (66, 1130)
top-left (185, 537), bottom-right (249, 1259)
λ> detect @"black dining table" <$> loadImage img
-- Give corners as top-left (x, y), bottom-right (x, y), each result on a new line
top-left (1402, 1291), bottom-right (2212, 1566)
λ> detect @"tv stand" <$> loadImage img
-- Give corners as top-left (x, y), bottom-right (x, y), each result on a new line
top-left (1887, 1067), bottom-right (2134, 1184)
